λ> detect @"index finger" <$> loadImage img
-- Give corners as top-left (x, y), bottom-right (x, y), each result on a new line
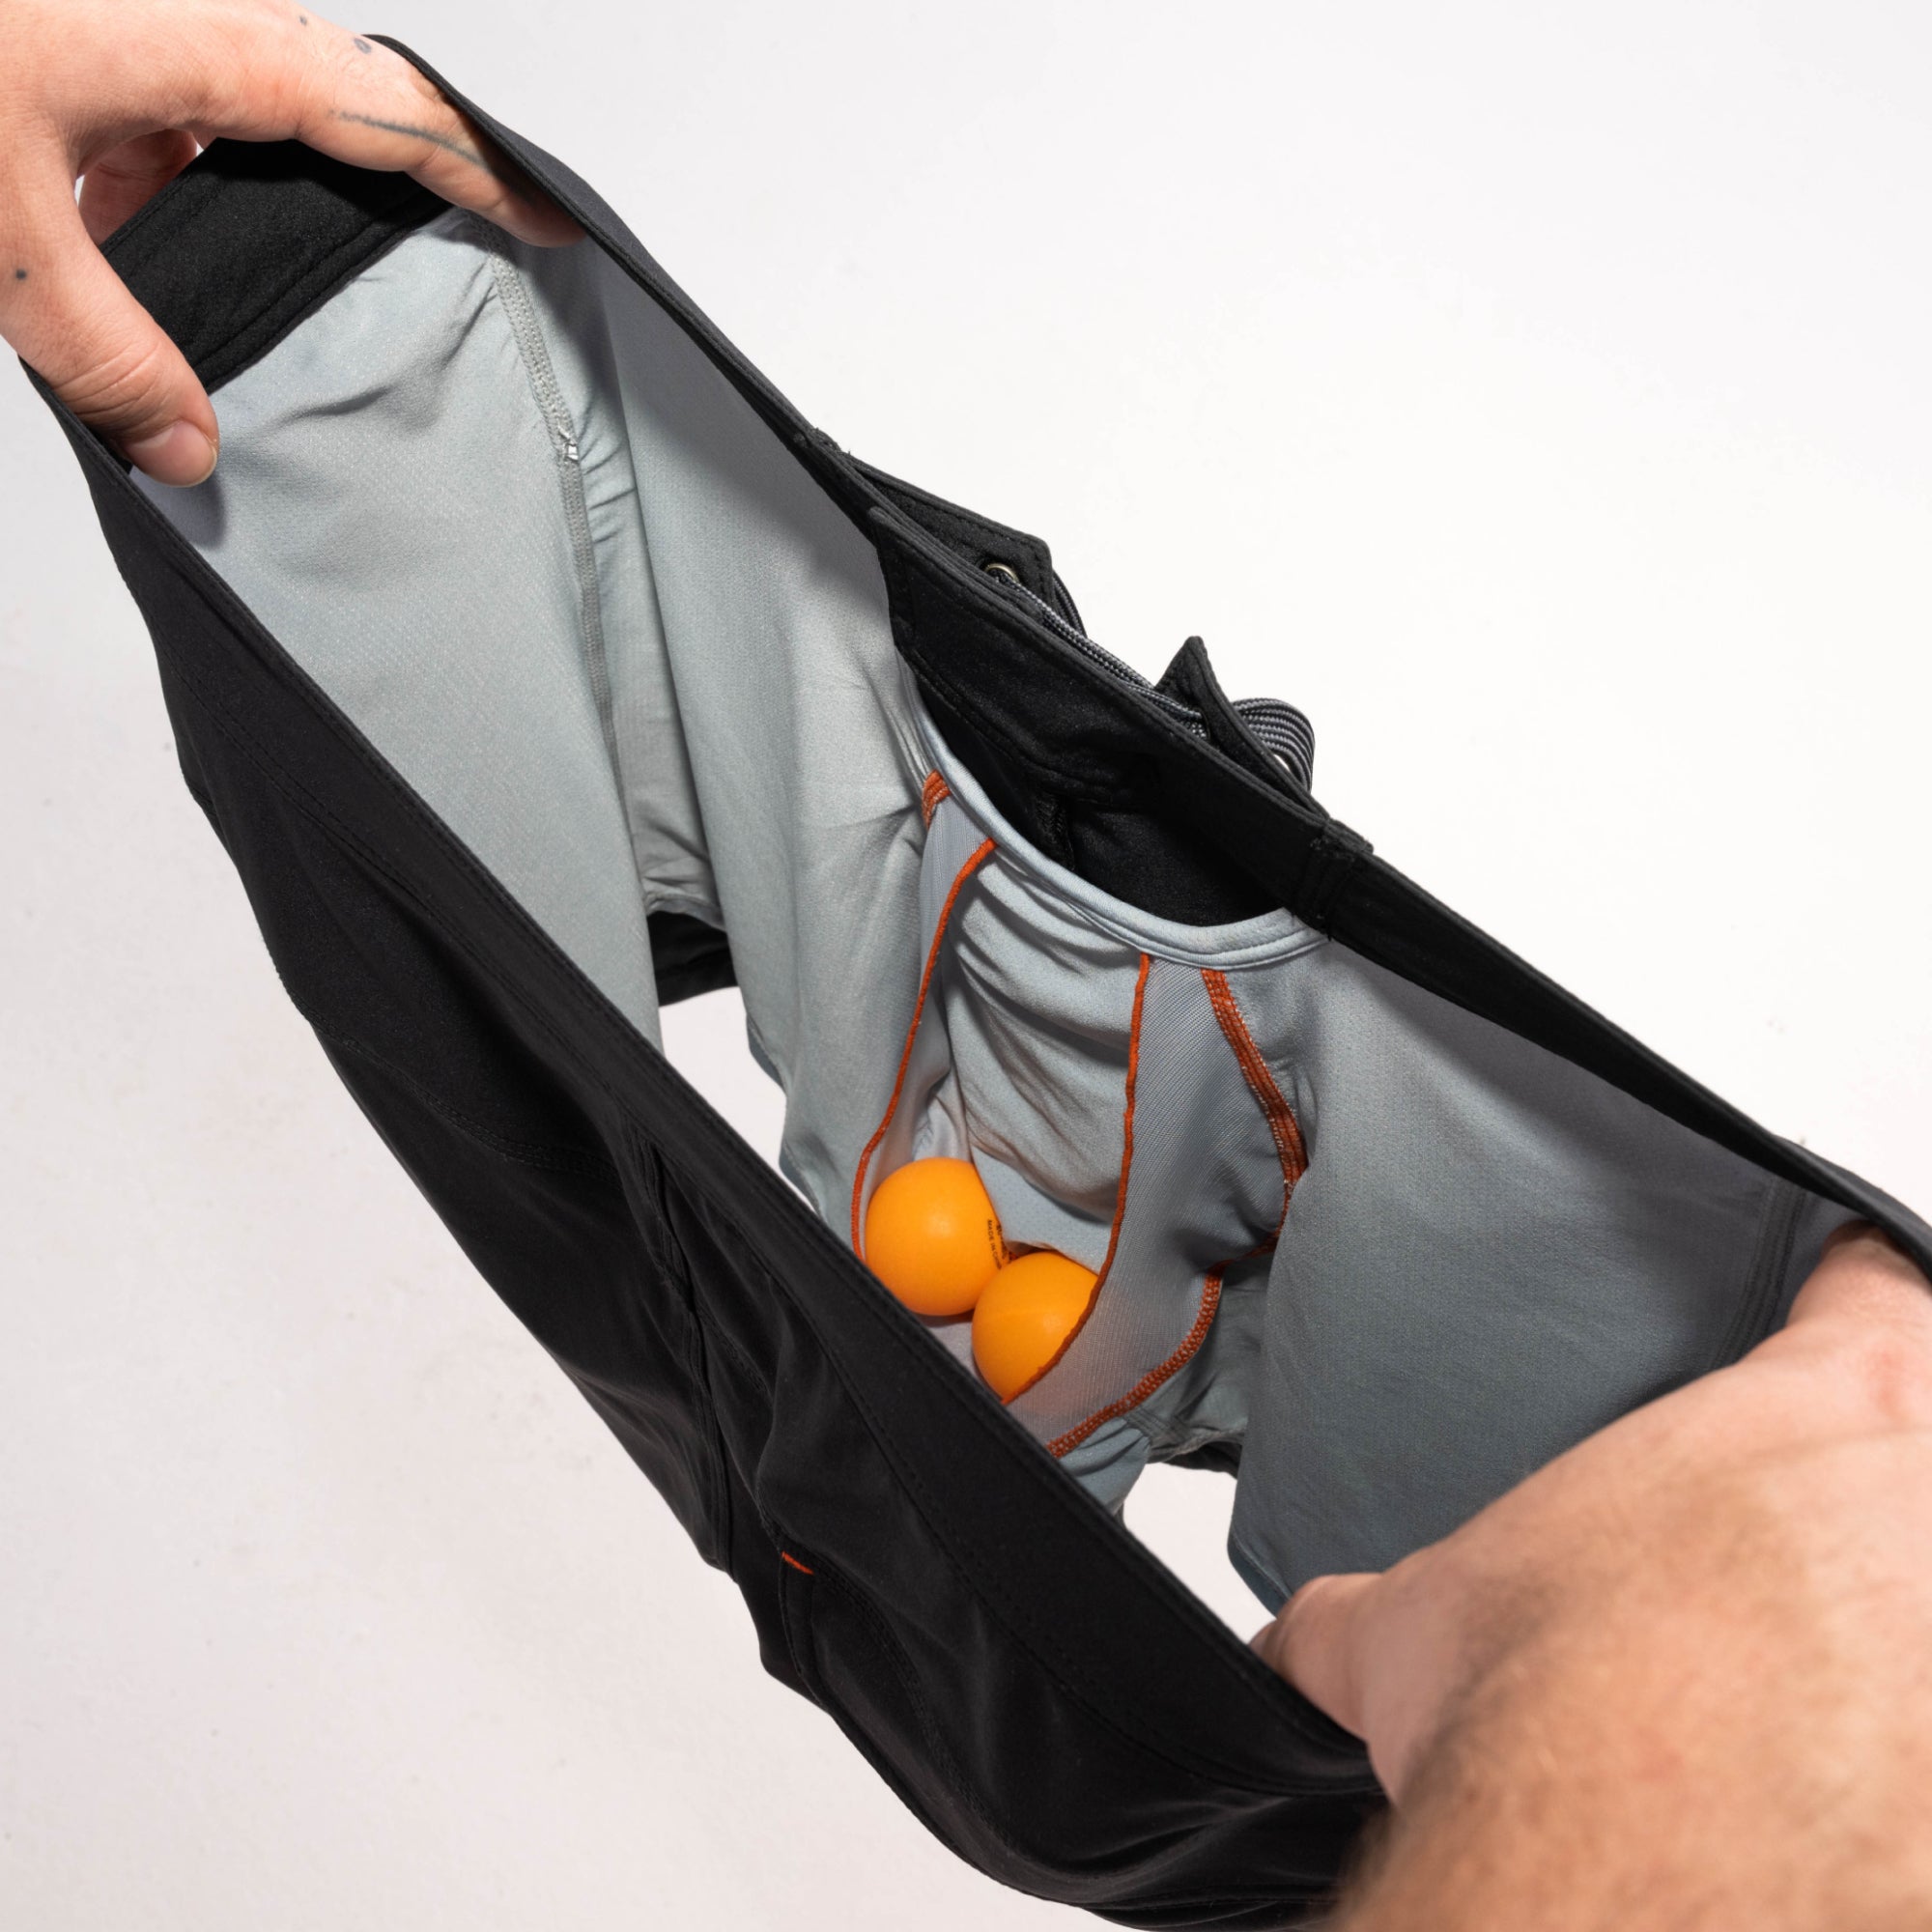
top-left (1252, 1571), bottom-right (1379, 1739)
top-left (46, 3), bottom-right (581, 247)
top-left (275, 27), bottom-right (580, 246)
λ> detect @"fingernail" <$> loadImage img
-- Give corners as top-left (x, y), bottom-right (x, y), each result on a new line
top-left (124, 420), bottom-right (218, 487)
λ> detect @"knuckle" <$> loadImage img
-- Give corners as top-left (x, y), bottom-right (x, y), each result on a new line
top-left (61, 328), bottom-right (180, 436)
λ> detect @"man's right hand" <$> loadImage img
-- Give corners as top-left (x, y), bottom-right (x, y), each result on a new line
top-left (1255, 1222), bottom-right (1932, 1928)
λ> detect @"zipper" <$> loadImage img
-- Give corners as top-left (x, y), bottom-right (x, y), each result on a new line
top-left (980, 566), bottom-right (1316, 790)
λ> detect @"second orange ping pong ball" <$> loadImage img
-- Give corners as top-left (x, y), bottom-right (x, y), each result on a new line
top-left (864, 1156), bottom-right (1009, 1317)
top-left (972, 1250), bottom-right (1099, 1402)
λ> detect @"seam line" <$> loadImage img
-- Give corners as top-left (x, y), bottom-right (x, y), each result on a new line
top-left (1202, 968), bottom-right (1309, 1239)
top-left (1010, 952), bottom-right (1151, 1402)
top-left (1046, 966), bottom-right (1308, 1451)
top-left (1049, 1269), bottom-right (1225, 1459)
top-left (849, 838), bottom-right (997, 1253)
top-left (476, 229), bottom-right (620, 784)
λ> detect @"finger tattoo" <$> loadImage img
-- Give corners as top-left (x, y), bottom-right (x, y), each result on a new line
top-left (329, 109), bottom-right (488, 171)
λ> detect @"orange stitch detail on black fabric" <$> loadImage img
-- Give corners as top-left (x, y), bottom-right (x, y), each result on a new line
top-left (1009, 952), bottom-right (1151, 1404)
top-left (849, 838), bottom-right (997, 1256)
top-left (920, 770), bottom-right (951, 826)
top-left (780, 1551), bottom-right (814, 1576)
top-left (1201, 966), bottom-right (1307, 1236)
top-left (1048, 1268), bottom-right (1225, 1458)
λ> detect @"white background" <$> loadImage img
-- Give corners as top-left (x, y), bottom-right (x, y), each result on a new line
top-left (3, 4), bottom-right (1928, 1925)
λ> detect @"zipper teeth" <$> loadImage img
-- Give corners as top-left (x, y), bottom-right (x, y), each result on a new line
top-left (1002, 578), bottom-right (1199, 722)
top-left (993, 575), bottom-right (1317, 786)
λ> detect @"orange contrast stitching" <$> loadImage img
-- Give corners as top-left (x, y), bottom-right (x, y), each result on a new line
top-left (849, 838), bottom-right (997, 1255)
top-left (920, 770), bottom-right (951, 826)
top-left (1046, 969), bottom-right (1308, 1458)
top-left (1009, 952), bottom-right (1151, 1404)
top-left (1202, 967), bottom-right (1307, 1242)
top-left (780, 1551), bottom-right (814, 1577)
top-left (1048, 1269), bottom-right (1225, 1458)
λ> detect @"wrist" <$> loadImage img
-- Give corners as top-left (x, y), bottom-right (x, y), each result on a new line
top-left (1335, 1595), bottom-right (1932, 1932)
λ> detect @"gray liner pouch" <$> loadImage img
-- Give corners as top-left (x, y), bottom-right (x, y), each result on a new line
top-left (874, 712), bottom-right (1851, 1601)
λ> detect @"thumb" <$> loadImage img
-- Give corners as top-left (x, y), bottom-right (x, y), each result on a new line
top-left (1252, 1571), bottom-right (1380, 1739)
top-left (3, 154), bottom-right (217, 485)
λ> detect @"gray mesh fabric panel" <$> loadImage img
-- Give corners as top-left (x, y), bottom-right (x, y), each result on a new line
top-left (1223, 952), bottom-right (1851, 1603)
top-left (143, 214), bottom-right (664, 1036)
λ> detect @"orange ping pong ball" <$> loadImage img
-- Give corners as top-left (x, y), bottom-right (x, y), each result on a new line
top-left (971, 1250), bottom-right (1099, 1402)
top-left (864, 1156), bottom-right (1008, 1318)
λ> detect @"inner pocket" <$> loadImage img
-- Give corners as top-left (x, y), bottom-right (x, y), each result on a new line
top-left (847, 719), bottom-right (1328, 1512)
top-left (838, 700), bottom-right (1851, 1596)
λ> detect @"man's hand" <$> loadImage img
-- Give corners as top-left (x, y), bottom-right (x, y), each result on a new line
top-left (1255, 1223), bottom-right (1932, 1928)
top-left (0, 0), bottom-right (579, 484)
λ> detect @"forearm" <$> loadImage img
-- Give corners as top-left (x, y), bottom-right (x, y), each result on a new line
top-left (1256, 1231), bottom-right (1932, 1929)
top-left (1333, 1577), bottom-right (1932, 1931)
